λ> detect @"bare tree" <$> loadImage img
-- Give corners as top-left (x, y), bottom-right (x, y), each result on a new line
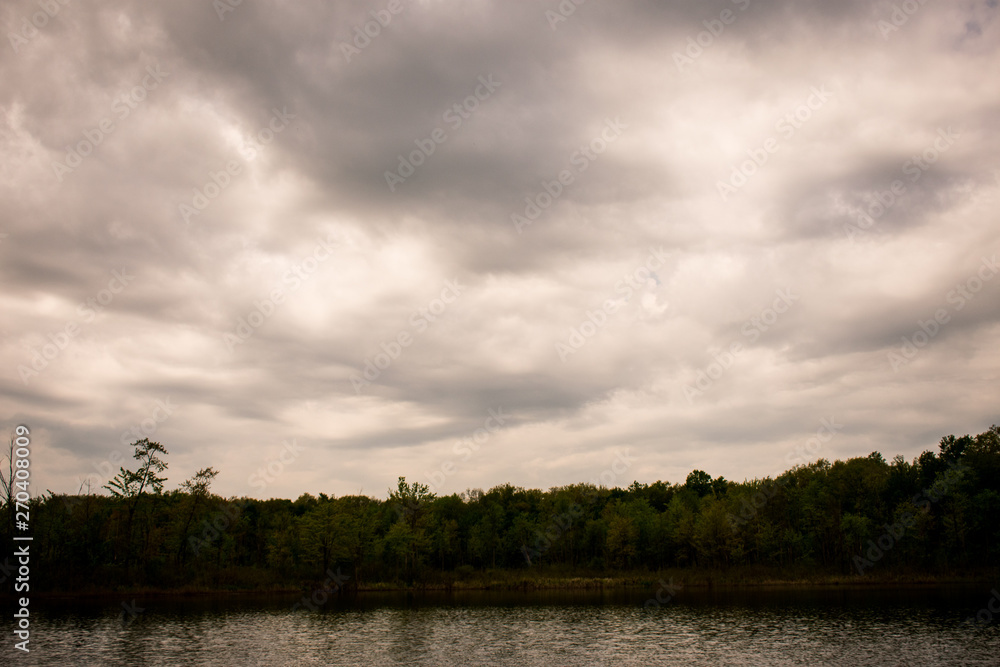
top-left (0, 432), bottom-right (15, 536)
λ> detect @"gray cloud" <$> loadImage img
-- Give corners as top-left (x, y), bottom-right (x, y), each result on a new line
top-left (2, 0), bottom-right (998, 499)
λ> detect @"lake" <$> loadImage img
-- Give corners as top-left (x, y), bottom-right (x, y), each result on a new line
top-left (3, 585), bottom-right (998, 665)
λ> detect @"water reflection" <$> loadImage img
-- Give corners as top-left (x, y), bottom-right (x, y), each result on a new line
top-left (3, 586), bottom-right (997, 666)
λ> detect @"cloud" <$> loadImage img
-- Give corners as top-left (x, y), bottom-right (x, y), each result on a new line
top-left (2, 0), bottom-right (998, 499)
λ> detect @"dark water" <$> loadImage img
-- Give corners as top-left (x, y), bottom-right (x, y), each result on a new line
top-left (3, 586), bottom-right (999, 665)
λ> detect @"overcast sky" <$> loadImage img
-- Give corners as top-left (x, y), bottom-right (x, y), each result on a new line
top-left (2, 0), bottom-right (998, 501)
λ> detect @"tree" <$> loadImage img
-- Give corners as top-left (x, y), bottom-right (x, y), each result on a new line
top-left (104, 439), bottom-right (170, 500)
top-left (180, 467), bottom-right (218, 496)
top-left (302, 498), bottom-right (348, 575)
top-left (103, 438), bottom-right (169, 563)
top-left (0, 431), bottom-right (15, 538)
top-left (12, 424), bottom-right (1000, 593)
top-left (470, 503), bottom-right (502, 568)
top-left (605, 512), bottom-right (638, 569)
top-left (388, 476), bottom-right (435, 529)
top-left (335, 495), bottom-right (379, 588)
top-left (387, 477), bottom-right (435, 579)
top-left (939, 434), bottom-right (974, 463)
top-left (176, 467), bottom-right (218, 564)
top-left (685, 470), bottom-right (713, 498)
top-left (664, 493), bottom-right (696, 566)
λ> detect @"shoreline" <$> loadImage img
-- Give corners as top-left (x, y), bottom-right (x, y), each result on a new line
top-left (9, 571), bottom-right (997, 599)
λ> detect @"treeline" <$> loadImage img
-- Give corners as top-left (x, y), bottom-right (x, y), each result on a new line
top-left (2, 426), bottom-right (999, 593)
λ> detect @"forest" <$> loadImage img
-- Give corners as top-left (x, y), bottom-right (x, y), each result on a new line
top-left (2, 425), bottom-right (998, 594)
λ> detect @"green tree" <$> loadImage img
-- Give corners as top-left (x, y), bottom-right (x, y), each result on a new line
top-left (685, 470), bottom-right (713, 498)
top-left (604, 508), bottom-right (638, 568)
top-left (104, 438), bottom-right (170, 500)
top-left (103, 438), bottom-right (169, 564)
top-left (387, 477), bottom-right (435, 579)
top-left (389, 476), bottom-right (435, 528)
top-left (302, 498), bottom-right (344, 575)
top-left (175, 467), bottom-right (219, 565)
top-left (694, 498), bottom-right (737, 567)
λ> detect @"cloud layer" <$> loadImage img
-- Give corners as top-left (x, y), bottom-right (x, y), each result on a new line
top-left (2, 0), bottom-right (998, 499)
